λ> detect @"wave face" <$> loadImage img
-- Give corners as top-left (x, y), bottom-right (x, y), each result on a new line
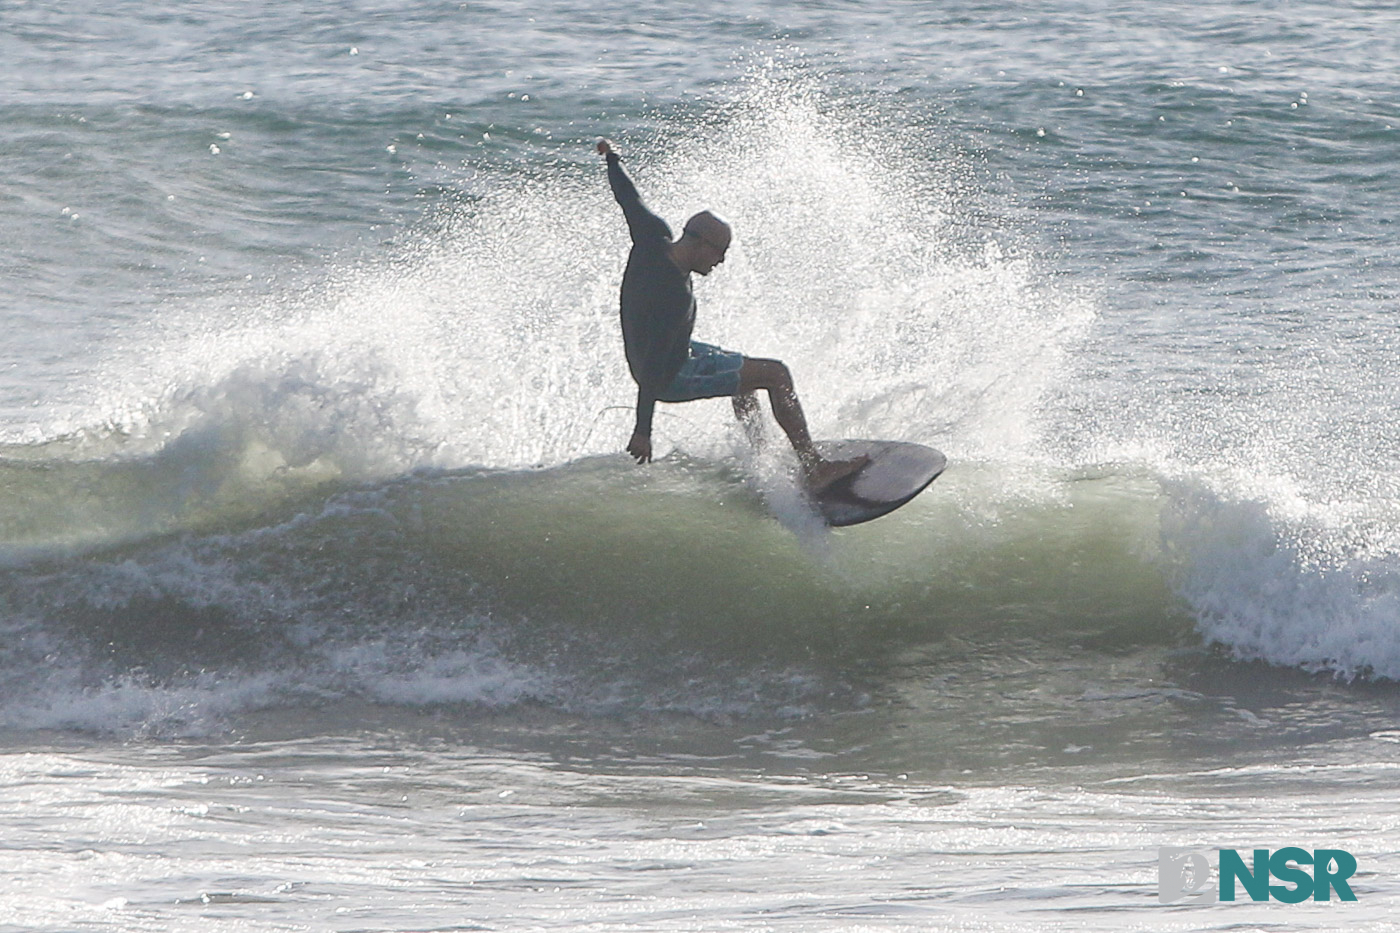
top-left (0, 451), bottom-right (1188, 736)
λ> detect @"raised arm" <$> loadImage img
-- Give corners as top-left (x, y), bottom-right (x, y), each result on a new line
top-left (597, 138), bottom-right (671, 243)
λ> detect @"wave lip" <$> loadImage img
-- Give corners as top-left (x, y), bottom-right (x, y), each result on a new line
top-left (1165, 477), bottom-right (1400, 682)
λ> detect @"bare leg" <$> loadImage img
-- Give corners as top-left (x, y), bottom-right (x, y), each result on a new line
top-left (732, 390), bottom-right (764, 449)
top-left (736, 358), bottom-right (866, 491)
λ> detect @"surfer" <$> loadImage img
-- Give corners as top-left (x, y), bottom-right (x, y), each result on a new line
top-left (597, 138), bottom-right (865, 491)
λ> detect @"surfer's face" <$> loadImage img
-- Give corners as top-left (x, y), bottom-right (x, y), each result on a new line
top-left (694, 237), bottom-right (728, 275)
top-left (681, 212), bottom-right (732, 275)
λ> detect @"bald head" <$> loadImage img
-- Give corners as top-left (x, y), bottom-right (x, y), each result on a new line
top-left (672, 210), bottom-right (731, 276)
top-left (682, 210), bottom-right (732, 252)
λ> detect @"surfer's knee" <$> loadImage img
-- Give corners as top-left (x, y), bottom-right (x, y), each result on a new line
top-left (738, 357), bottom-right (793, 394)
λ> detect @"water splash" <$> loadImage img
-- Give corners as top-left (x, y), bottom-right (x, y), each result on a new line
top-left (59, 64), bottom-right (1093, 486)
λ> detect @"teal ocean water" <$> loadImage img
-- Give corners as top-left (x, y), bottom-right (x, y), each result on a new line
top-left (3, 1), bottom-right (1400, 929)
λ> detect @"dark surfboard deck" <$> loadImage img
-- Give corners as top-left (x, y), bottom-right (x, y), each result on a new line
top-left (811, 440), bottom-right (946, 527)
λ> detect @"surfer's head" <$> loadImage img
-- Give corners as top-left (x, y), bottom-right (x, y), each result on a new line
top-left (676, 210), bottom-right (731, 275)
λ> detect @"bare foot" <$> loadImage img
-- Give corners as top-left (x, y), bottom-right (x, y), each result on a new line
top-left (804, 455), bottom-right (869, 494)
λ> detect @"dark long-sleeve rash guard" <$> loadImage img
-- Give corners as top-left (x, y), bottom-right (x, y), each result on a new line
top-left (606, 151), bottom-right (694, 437)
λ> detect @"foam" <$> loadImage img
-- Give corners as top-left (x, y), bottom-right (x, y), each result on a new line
top-left (1165, 476), bottom-right (1400, 680)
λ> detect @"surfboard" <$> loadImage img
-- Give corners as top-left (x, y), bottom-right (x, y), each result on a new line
top-left (810, 440), bottom-right (946, 527)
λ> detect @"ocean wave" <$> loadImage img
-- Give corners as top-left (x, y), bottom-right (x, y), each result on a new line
top-left (5, 423), bottom-right (1400, 739)
top-left (4, 62), bottom-right (1398, 740)
top-left (0, 451), bottom-right (1193, 736)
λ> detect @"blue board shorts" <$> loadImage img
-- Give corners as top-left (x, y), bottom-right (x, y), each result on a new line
top-left (656, 341), bottom-right (746, 402)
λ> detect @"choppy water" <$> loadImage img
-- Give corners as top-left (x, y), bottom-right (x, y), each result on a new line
top-left (3, 0), bottom-right (1400, 929)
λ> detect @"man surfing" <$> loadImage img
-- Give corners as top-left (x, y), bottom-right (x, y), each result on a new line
top-left (597, 138), bottom-right (865, 492)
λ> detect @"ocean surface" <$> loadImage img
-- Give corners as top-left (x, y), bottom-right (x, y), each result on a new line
top-left (3, 0), bottom-right (1400, 929)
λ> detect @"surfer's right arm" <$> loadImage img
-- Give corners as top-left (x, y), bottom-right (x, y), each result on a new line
top-left (598, 138), bottom-right (670, 242)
